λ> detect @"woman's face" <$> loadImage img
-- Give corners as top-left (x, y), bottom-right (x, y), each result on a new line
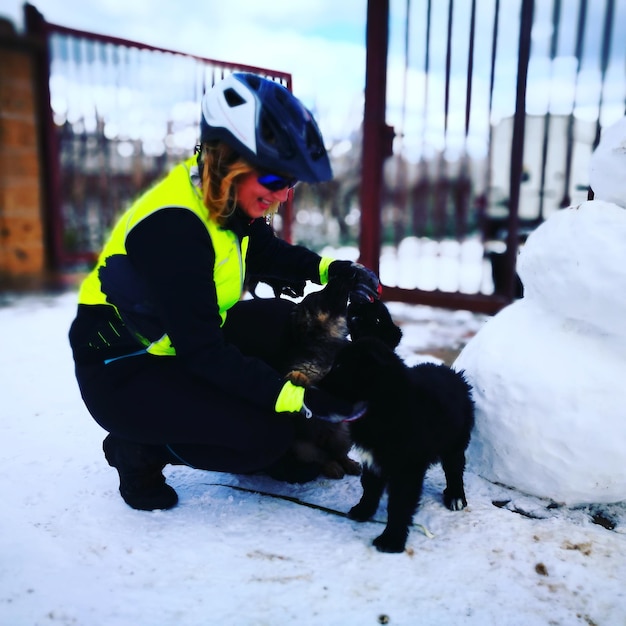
top-left (236, 171), bottom-right (292, 220)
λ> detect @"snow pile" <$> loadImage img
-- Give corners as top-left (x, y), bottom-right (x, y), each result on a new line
top-left (455, 117), bottom-right (626, 506)
top-left (2, 292), bottom-right (626, 626)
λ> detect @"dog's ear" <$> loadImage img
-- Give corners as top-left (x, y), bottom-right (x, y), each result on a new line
top-left (371, 301), bottom-right (402, 349)
top-left (301, 281), bottom-right (350, 317)
top-left (385, 322), bottom-right (403, 349)
top-left (348, 299), bottom-right (403, 349)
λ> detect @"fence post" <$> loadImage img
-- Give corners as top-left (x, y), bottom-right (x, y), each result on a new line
top-left (359, 0), bottom-right (394, 275)
top-left (24, 3), bottom-right (63, 272)
top-left (502, 0), bottom-right (534, 300)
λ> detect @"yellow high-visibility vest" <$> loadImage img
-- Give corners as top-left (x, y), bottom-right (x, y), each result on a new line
top-left (78, 156), bottom-right (248, 356)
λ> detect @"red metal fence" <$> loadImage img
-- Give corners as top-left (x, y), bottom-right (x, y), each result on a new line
top-left (24, 4), bottom-right (294, 271)
top-left (25, 0), bottom-right (626, 313)
top-left (360, 0), bottom-right (625, 313)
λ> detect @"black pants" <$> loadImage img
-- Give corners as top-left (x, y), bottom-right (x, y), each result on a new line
top-left (74, 298), bottom-right (299, 474)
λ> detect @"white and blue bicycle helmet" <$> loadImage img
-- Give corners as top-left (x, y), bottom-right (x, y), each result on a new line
top-left (200, 72), bottom-right (332, 183)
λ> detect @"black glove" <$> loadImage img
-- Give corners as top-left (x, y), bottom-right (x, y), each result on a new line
top-left (302, 386), bottom-right (367, 423)
top-left (328, 261), bottom-right (381, 303)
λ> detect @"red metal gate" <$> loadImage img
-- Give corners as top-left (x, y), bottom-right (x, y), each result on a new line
top-left (359, 0), bottom-right (624, 314)
top-left (24, 1), bottom-right (626, 313)
top-left (24, 4), bottom-right (294, 271)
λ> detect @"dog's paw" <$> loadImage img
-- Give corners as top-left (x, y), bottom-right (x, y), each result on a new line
top-left (340, 457), bottom-right (361, 476)
top-left (373, 530), bottom-right (407, 554)
top-left (322, 460), bottom-right (346, 479)
top-left (287, 371), bottom-right (311, 387)
top-left (322, 456), bottom-right (361, 479)
top-left (443, 489), bottom-right (467, 511)
top-left (348, 502), bottom-right (376, 522)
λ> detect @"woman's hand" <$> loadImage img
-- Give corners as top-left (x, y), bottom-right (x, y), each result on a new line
top-left (328, 261), bottom-right (381, 303)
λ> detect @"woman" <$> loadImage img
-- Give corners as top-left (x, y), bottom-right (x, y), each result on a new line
top-left (69, 72), bottom-right (379, 511)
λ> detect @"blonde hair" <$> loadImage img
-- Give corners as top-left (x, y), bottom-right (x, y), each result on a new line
top-left (198, 142), bottom-right (279, 225)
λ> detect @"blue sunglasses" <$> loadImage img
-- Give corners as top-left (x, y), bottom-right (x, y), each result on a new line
top-left (257, 172), bottom-right (299, 192)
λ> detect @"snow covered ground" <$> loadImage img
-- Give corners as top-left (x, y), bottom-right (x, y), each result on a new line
top-left (1, 291), bottom-right (625, 626)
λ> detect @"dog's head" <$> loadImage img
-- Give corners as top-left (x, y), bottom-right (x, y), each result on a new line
top-left (290, 278), bottom-right (351, 340)
top-left (347, 299), bottom-right (402, 349)
top-left (320, 336), bottom-right (403, 401)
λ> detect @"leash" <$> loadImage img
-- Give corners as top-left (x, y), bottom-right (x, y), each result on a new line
top-left (203, 482), bottom-right (435, 538)
top-left (303, 401), bottom-right (368, 423)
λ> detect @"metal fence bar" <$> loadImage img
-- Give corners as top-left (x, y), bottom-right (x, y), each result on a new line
top-left (36, 19), bottom-right (293, 85)
top-left (537, 0), bottom-right (561, 220)
top-left (593, 0), bottom-right (616, 149)
top-left (359, 0), bottom-right (393, 275)
top-left (561, 0), bottom-right (587, 210)
top-left (501, 0), bottom-right (534, 300)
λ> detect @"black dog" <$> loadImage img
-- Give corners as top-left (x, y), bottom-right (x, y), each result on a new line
top-left (282, 278), bottom-right (357, 479)
top-left (321, 336), bottom-right (475, 553)
top-left (285, 278), bottom-right (352, 387)
top-left (284, 282), bottom-right (404, 479)
top-left (347, 297), bottom-right (403, 348)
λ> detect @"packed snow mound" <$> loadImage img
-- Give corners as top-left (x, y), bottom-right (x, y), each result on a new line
top-left (455, 299), bottom-right (626, 505)
top-left (455, 197), bottom-right (626, 506)
top-left (589, 116), bottom-right (626, 209)
top-left (517, 201), bottom-right (626, 339)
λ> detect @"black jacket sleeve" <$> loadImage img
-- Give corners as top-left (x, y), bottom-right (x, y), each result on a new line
top-left (245, 218), bottom-right (325, 285)
top-left (125, 208), bottom-right (291, 410)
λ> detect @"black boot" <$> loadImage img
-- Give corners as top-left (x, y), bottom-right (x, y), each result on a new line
top-left (103, 435), bottom-right (178, 511)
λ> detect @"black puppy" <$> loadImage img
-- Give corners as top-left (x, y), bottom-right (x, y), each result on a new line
top-left (284, 284), bottom-right (406, 479)
top-left (347, 297), bottom-right (403, 349)
top-left (285, 278), bottom-right (352, 387)
top-left (283, 283), bottom-right (407, 480)
top-left (321, 336), bottom-right (475, 553)
top-left (282, 278), bottom-right (359, 479)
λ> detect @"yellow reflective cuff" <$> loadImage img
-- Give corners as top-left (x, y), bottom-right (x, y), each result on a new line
top-left (319, 257), bottom-right (335, 285)
top-left (145, 334), bottom-right (176, 356)
top-left (275, 380), bottom-right (306, 413)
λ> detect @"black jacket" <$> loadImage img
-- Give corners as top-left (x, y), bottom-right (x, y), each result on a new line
top-left (69, 207), bottom-right (325, 411)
